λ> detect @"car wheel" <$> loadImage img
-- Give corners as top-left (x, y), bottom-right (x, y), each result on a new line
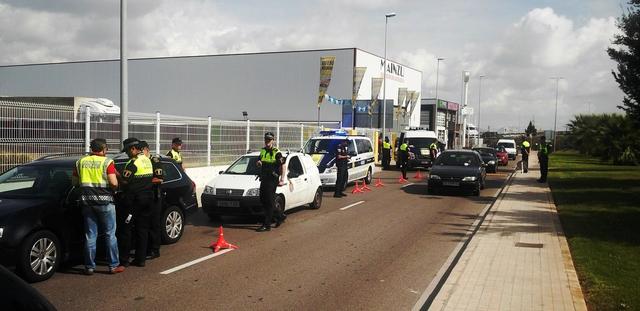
top-left (274, 195), bottom-right (285, 216)
top-left (18, 230), bottom-right (61, 283)
top-left (162, 205), bottom-right (184, 244)
top-left (364, 167), bottom-right (372, 184)
top-left (473, 182), bottom-right (481, 196)
top-left (309, 187), bottom-right (323, 209)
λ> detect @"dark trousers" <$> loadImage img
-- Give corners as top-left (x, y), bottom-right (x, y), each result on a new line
top-left (400, 156), bottom-right (408, 179)
top-left (148, 197), bottom-right (162, 253)
top-left (539, 157), bottom-right (548, 181)
top-left (522, 156), bottom-right (529, 173)
top-left (116, 205), bottom-right (133, 265)
top-left (117, 194), bottom-right (153, 264)
top-left (260, 178), bottom-right (282, 226)
top-left (382, 149), bottom-right (391, 169)
top-left (335, 165), bottom-right (348, 195)
top-left (133, 201), bottom-right (152, 263)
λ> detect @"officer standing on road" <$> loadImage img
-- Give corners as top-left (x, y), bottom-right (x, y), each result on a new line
top-left (255, 132), bottom-right (286, 232)
top-left (334, 139), bottom-right (350, 198)
top-left (429, 141), bottom-right (439, 164)
top-left (139, 141), bottom-right (164, 260)
top-left (167, 137), bottom-right (183, 169)
top-left (118, 138), bottom-right (155, 266)
top-left (537, 136), bottom-right (550, 183)
top-left (382, 136), bottom-right (391, 170)
top-left (74, 138), bottom-right (125, 275)
top-left (521, 137), bottom-right (531, 173)
top-left (399, 139), bottom-right (410, 180)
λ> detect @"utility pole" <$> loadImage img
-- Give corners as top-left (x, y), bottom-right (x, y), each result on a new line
top-left (550, 77), bottom-right (564, 152)
top-left (120, 0), bottom-right (128, 141)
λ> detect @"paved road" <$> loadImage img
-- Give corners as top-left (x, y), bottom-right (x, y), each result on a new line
top-left (33, 163), bottom-right (514, 310)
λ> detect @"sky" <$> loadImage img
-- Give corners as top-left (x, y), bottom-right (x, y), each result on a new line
top-left (0, 0), bottom-right (628, 132)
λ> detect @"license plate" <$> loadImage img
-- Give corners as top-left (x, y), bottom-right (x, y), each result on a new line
top-left (217, 201), bottom-right (239, 207)
top-left (442, 181), bottom-right (460, 187)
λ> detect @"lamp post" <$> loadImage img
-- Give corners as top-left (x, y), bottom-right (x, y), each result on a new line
top-left (477, 75), bottom-right (485, 146)
top-left (120, 0), bottom-right (128, 141)
top-left (381, 12), bottom-right (396, 138)
top-left (435, 57), bottom-right (445, 147)
top-left (550, 77), bottom-right (564, 152)
top-left (461, 71), bottom-right (470, 148)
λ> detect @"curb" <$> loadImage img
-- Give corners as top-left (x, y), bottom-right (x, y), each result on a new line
top-left (412, 169), bottom-right (517, 311)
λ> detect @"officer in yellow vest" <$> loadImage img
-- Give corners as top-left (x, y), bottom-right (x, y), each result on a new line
top-left (399, 139), bottom-right (410, 180)
top-left (521, 138), bottom-right (531, 173)
top-left (255, 132), bottom-right (285, 232)
top-left (429, 142), bottom-right (439, 165)
top-left (167, 137), bottom-right (183, 168)
top-left (117, 138), bottom-right (154, 267)
top-left (537, 136), bottom-right (551, 183)
top-left (74, 138), bottom-right (125, 275)
top-left (382, 136), bottom-right (391, 170)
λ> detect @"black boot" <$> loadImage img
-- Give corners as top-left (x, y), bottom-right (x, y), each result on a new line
top-left (275, 214), bottom-right (287, 228)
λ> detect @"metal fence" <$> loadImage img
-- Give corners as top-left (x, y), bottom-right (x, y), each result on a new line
top-left (1, 98), bottom-right (380, 173)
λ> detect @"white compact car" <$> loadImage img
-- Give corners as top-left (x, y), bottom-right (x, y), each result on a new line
top-left (496, 139), bottom-right (517, 160)
top-left (201, 151), bottom-right (323, 220)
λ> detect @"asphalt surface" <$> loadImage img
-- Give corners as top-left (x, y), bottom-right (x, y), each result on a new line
top-left (33, 162), bottom-right (515, 310)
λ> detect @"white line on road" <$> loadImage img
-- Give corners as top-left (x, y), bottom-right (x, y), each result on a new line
top-left (160, 248), bottom-right (234, 275)
top-left (340, 200), bottom-right (365, 211)
top-left (401, 183), bottom-right (415, 189)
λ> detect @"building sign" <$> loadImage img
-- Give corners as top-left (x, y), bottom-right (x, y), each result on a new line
top-left (380, 59), bottom-right (404, 77)
top-left (447, 102), bottom-right (459, 111)
top-left (317, 56), bottom-right (336, 107)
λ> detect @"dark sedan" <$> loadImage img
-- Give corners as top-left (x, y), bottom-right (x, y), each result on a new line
top-left (473, 147), bottom-right (498, 173)
top-left (427, 150), bottom-right (487, 196)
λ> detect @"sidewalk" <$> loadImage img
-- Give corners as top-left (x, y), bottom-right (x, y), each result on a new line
top-left (428, 156), bottom-right (587, 311)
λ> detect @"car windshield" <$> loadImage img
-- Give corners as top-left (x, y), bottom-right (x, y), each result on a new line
top-left (473, 148), bottom-right (496, 156)
top-left (304, 139), bottom-right (342, 154)
top-left (224, 156), bottom-right (261, 175)
top-left (0, 165), bottom-right (72, 198)
top-left (497, 142), bottom-right (515, 149)
top-left (434, 153), bottom-right (480, 167)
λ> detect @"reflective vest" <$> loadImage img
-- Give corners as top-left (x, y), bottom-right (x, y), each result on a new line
top-left (383, 142), bottom-right (391, 149)
top-left (76, 155), bottom-right (114, 205)
top-left (126, 155), bottom-right (154, 178)
top-left (122, 154), bottom-right (154, 196)
top-left (430, 142), bottom-right (438, 150)
top-left (522, 141), bottom-right (530, 148)
top-left (399, 143), bottom-right (408, 151)
top-left (539, 144), bottom-right (549, 156)
top-left (260, 147), bottom-right (280, 179)
top-left (168, 149), bottom-right (182, 164)
top-left (260, 147), bottom-right (280, 164)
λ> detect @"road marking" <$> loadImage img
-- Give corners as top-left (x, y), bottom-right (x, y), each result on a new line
top-left (340, 200), bottom-right (365, 211)
top-left (160, 248), bottom-right (234, 275)
top-left (401, 182), bottom-right (415, 189)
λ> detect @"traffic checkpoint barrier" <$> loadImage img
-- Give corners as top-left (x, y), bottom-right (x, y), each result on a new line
top-left (398, 175), bottom-right (409, 183)
top-left (352, 180), bottom-right (364, 194)
top-left (209, 226), bottom-right (238, 253)
top-left (414, 168), bottom-right (424, 180)
top-left (360, 179), bottom-right (372, 191)
top-left (374, 177), bottom-right (385, 187)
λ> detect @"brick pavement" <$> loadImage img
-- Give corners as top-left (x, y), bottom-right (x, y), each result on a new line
top-left (428, 155), bottom-right (587, 311)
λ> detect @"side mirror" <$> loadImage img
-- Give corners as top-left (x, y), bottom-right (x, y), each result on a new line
top-left (218, 170), bottom-right (224, 174)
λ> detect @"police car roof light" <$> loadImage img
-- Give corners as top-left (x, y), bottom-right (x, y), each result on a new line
top-left (319, 129), bottom-right (348, 136)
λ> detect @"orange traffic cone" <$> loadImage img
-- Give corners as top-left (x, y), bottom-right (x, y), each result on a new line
top-left (361, 179), bottom-right (372, 191)
top-left (414, 169), bottom-right (424, 180)
top-left (374, 177), bottom-right (385, 187)
top-left (398, 174), bottom-right (408, 183)
top-left (209, 226), bottom-right (238, 253)
top-left (351, 180), bottom-right (363, 194)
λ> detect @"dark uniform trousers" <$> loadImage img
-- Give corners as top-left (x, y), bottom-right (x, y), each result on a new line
top-left (260, 176), bottom-right (282, 226)
top-left (539, 155), bottom-right (548, 182)
top-left (117, 193), bottom-right (153, 264)
top-left (382, 149), bottom-right (391, 170)
top-left (148, 188), bottom-right (162, 253)
top-left (522, 154), bottom-right (529, 173)
top-left (335, 163), bottom-right (348, 195)
top-left (400, 154), bottom-right (409, 179)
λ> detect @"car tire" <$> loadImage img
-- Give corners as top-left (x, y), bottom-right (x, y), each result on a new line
top-left (364, 167), bottom-right (373, 185)
top-left (274, 195), bottom-right (285, 216)
top-left (162, 205), bottom-right (184, 244)
top-left (309, 187), bottom-right (323, 209)
top-left (18, 230), bottom-right (61, 283)
top-left (473, 182), bottom-right (481, 196)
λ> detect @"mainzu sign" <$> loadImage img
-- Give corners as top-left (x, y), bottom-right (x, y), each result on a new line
top-left (380, 59), bottom-right (404, 77)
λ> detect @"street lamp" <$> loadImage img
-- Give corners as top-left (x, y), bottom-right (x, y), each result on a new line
top-left (435, 57), bottom-right (445, 146)
top-left (550, 77), bottom-right (564, 152)
top-left (242, 111), bottom-right (248, 121)
top-left (381, 12), bottom-right (396, 138)
top-left (477, 75), bottom-right (486, 146)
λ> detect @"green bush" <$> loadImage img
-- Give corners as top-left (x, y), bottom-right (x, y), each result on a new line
top-left (567, 114), bottom-right (639, 165)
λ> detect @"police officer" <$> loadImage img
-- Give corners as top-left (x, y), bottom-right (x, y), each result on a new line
top-left (256, 132), bottom-right (285, 232)
top-left (521, 137), bottom-right (531, 173)
top-left (429, 141), bottom-right (439, 165)
top-left (334, 139), bottom-right (350, 198)
top-left (118, 138), bottom-right (154, 266)
top-left (167, 137), bottom-right (183, 169)
top-left (139, 141), bottom-right (164, 260)
top-left (382, 136), bottom-right (391, 170)
top-left (399, 139), bottom-right (410, 180)
top-left (537, 136), bottom-right (550, 183)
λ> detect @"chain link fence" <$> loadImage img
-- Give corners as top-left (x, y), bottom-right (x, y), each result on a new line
top-left (1, 98), bottom-right (382, 173)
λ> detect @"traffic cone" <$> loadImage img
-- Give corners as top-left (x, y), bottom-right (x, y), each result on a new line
top-left (374, 177), bottom-right (385, 187)
top-left (351, 180), bottom-right (363, 194)
top-left (361, 179), bottom-right (372, 191)
top-left (414, 169), bottom-right (424, 180)
top-left (398, 174), bottom-right (408, 183)
top-left (209, 226), bottom-right (238, 253)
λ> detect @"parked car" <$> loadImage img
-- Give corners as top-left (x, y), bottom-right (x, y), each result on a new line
top-left (202, 152), bottom-right (323, 220)
top-left (427, 150), bottom-right (487, 196)
top-left (0, 153), bottom-right (196, 282)
top-left (473, 147), bottom-right (498, 173)
top-left (497, 139), bottom-right (517, 160)
top-left (394, 128), bottom-right (441, 169)
top-left (494, 146), bottom-right (509, 166)
top-left (303, 130), bottom-right (375, 188)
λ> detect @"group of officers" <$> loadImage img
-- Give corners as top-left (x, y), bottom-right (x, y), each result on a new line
top-left (74, 137), bottom-right (184, 274)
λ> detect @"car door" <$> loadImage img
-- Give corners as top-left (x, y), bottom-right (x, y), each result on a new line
top-left (284, 155), bottom-right (307, 208)
top-left (347, 138), bottom-right (362, 181)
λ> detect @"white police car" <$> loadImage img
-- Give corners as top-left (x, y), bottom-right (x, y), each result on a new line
top-left (303, 130), bottom-right (376, 188)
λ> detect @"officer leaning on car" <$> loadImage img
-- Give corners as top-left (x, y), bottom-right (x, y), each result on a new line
top-left (334, 139), bottom-right (350, 198)
top-left (139, 141), bottom-right (164, 260)
top-left (73, 138), bottom-right (125, 275)
top-left (255, 132), bottom-right (286, 232)
top-left (117, 138), bottom-right (155, 267)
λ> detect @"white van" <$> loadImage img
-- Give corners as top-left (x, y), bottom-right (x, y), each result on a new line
top-left (303, 130), bottom-right (376, 188)
top-left (396, 128), bottom-right (440, 169)
top-left (497, 139), bottom-right (517, 160)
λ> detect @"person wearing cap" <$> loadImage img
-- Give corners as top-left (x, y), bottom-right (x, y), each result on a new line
top-left (255, 132), bottom-right (286, 232)
top-left (382, 136), bottom-right (391, 170)
top-left (167, 137), bottom-right (183, 169)
top-left (399, 139), bottom-right (410, 180)
top-left (520, 137), bottom-right (531, 173)
top-left (117, 137), bottom-right (154, 267)
top-left (73, 138), bottom-right (124, 275)
top-left (537, 136), bottom-right (551, 183)
top-left (334, 139), bottom-right (350, 198)
top-left (139, 141), bottom-right (164, 260)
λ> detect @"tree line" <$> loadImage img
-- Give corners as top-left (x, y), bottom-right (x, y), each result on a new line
top-left (567, 114), bottom-right (638, 165)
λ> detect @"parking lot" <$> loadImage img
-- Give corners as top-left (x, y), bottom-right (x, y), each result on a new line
top-left (32, 163), bottom-right (515, 310)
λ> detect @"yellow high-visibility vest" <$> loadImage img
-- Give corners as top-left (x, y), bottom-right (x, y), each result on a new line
top-left (169, 149), bottom-right (182, 164)
top-left (383, 142), bottom-right (391, 149)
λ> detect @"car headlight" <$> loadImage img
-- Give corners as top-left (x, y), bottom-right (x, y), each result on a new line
top-left (203, 186), bottom-right (215, 195)
top-left (462, 176), bottom-right (477, 182)
top-left (429, 174), bottom-right (441, 180)
top-left (488, 160), bottom-right (495, 165)
top-left (245, 188), bottom-right (260, 197)
top-left (0, 227), bottom-right (3, 239)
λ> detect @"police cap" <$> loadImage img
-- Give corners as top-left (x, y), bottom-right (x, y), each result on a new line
top-left (139, 140), bottom-right (149, 149)
top-left (122, 137), bottom-right (141, 152)
top-left (172, 137), bottom-right (183, 145)
top-left (264, 132), bottom-right (275, 140)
